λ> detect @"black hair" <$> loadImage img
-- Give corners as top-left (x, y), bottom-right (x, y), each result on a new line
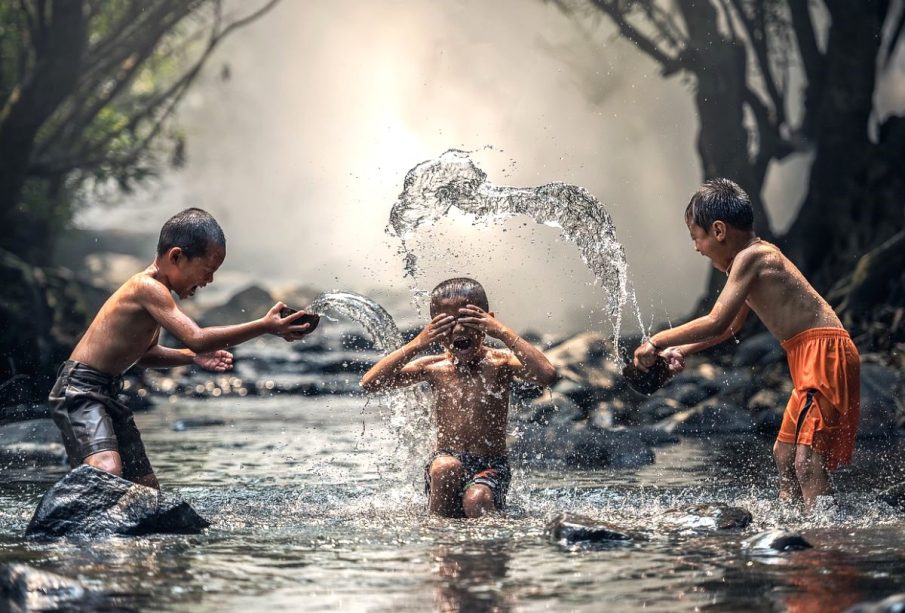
top-left (157, 208), bottom-right (225, 259)
top-left (430, 277), bottom-right (489, 315)
top-left (684, 178), bottom-right (754, 231)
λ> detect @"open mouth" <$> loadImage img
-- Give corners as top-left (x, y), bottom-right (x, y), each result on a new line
top-left (452, 337), bottom-right (473, 351)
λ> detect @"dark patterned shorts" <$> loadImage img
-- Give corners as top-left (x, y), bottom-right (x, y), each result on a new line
top-left (424, 449), bottom-right (511, 510)
top-left (49, 360), bottom-right (153, 479)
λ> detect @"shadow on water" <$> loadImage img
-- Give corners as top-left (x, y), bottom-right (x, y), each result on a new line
top-left (2, 395), bottom-right (905, 611)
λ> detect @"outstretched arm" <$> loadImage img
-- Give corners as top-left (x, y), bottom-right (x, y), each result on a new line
top-left (360, 314), bottom-right (454, 392)
top-left (457, 305), bottom-right (558, 386)
top-left (138, 278), bottom-right (311, 354)
top-left (136, 330), bottom-right (234, 372)
top-left (635, 249), bottom-right (758, 369)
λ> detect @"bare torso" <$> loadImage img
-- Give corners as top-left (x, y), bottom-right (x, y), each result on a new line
top-left (69, 270), bottom-right (161, 375)
top-left (422, 348), bottom-right (515, 457)
top-left (742, 241), bottom-right (843, 342)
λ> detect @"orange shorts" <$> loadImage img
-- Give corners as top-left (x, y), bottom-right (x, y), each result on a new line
top-left (776, 327), bottom-right (860, 471)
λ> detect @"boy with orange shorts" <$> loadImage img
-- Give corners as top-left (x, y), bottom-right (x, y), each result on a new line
top-left (633, 179), bottom-right (860, 510)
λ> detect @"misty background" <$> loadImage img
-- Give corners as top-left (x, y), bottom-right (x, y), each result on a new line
top-left (73, 0), bottom-right (852, 336)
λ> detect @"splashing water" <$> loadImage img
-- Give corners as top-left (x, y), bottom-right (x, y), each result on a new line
top-left (309, 291), bottom-right (431, 486)
top-left (387, 149), bottom-right (644, 349)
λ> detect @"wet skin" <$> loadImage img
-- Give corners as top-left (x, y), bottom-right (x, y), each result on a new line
top-left (69, 244), bottom-right (316, 488)
top-left (361, 296), bottom-right (556, 517)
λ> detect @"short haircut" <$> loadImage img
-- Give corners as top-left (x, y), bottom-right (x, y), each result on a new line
top-left (685, 178), bottom-right (754, 231)
top-left (430, 278), bottom-right (489, 315)
top-left (157, 208), bottom-right (225, 259)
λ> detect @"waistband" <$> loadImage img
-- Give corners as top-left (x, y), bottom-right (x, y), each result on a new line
top-left (435, 448), bottom-right (509, 465)
top-left (781, 327), bottom-right (850, 352)
top-left (57, 360), bottom-right (124, 392)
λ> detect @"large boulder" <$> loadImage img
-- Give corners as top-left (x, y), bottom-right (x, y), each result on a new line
top-left (733, 333), bottom-right (785, 368)
top-left (198, 284), bottom-right (274, 327)
top-left (26, 465), bottom-right (210, 538)
top-left (0, 563), bottom-right (89, 611)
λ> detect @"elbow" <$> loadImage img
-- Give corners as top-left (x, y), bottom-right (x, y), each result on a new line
top-left (183, 331), bottom-right (208, 354)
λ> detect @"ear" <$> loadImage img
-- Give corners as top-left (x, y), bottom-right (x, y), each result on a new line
top-left (167, 246), bottom-right (185, 264)
top-left (488, 311), bottom-right (495, 318)
top-left (711, 220), bottom-right (727, 241)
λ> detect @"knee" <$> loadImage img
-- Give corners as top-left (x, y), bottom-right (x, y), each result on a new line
top-left (429, 456), bottom-right (464, 485)
top-left (773, 442), bottom-right (793, 466)
top-left (462, 485), bottom-right (494, 518)
top-left (84, 451), bottom-right (122, 477)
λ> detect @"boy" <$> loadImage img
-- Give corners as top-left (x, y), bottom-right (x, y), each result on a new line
top-left (49, 208), bottom-right (314, 489)
top-left (633, 179), bottom-right (860, 510)
top-left (361, 278), bottom-right (557, 518)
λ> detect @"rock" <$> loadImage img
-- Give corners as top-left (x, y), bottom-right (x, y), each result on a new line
top-left (0, 563), bottom-right (87, 611)
top-left (634, 426), bottom-right (681, 446)
top-left (669, 382), bottom-right (717, 407)
top-left (637, 397), bottom-right (686, 422)
top-left (547, 513), bottom-right (633, 546)
top-left (171, 418), bottom-right (226, 431)
top-left (0, 419), bottom-right (62, 445)
top-left (846, 593), bottom-right (905, 613)
top-left (741, 530), bottom-right (812, 553)
top-left (0, 418), bottom-right (67, 466)
top-left (560, 426), bottom-right (655, 469)
top-left (858, 363), bottom-right (901, 440)
top-left (26, 465), bottom-right (210, 538)
top-left (199, 285), bottom-right (274, 327)
top-left (0, 442), bottom-right (67, 466)
top-left (657, 397), bottom-right (754, 435)
top-left (878, 482), bottom-right (905, 512)
top-left (546, 333), bottom-right (624, 394)
top-left (660, 503), bottom-right (752, 532)
top-left (734, 333), bottom-right (784, 368)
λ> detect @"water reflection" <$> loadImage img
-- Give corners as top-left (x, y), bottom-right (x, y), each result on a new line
top-left (431, 541), bottom-right (513, 613)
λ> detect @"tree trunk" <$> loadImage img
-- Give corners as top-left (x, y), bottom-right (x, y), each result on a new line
top-left (0, 1), bottom-right (86, 254)
top-left (782, 1), bottom-right (889, 290)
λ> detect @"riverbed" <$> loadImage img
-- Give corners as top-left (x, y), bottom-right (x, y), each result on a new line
top-left (2, 394), bottom-right (905, 611)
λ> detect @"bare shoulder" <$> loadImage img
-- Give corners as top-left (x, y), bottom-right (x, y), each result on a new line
top-left (128, 270), bottom-right (171, 303)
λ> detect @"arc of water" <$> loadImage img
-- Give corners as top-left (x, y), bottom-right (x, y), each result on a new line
top-left (386, 149), bottom-right (643, 352)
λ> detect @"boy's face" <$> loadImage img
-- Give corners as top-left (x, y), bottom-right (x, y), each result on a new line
top-left (431, 296), bottom-right (486, 362)
top-left (688, 221), bottom-right (730, 272)
top-left (169, 245), bottom-right (225, 299)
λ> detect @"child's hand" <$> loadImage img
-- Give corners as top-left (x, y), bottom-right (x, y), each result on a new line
top-left (194, 350), bottom-right (234, 372)
top-left (457, 305), bottom-right (506, 338)
top-left (633, 340), bottom-right (658, 371)
top-left (660, 347), bottom-right (685, 374)
top-left (265, 302), bottom-right (312, 337)
top-left (413, 314), bottom-right (455, 349)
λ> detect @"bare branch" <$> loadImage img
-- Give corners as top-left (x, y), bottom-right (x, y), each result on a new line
top-left (588, 0), bottom-right (684, 75)
top-left (788, 0), bottom-right (822, 84)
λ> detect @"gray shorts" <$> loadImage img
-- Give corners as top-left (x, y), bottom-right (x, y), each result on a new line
top-left (49, 360), bottom-right (153, 479)
top-left (424, 449), bottom-right (511, 510)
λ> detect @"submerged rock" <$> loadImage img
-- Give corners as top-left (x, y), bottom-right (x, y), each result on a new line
top-left (171, 418), bottom-right (226, 431)
top-left (741, 530), bottom-right (812, 554)
top-left (878, 482), bottom-right (905, 513)
top-left (26, 465), bottom-right (210, 538)
top-left (661, 503), bottom-right (752, 532)
top-left (846, 593), bottom-right (905, 613)
top-left (547, 513), bottom-right (633, 546)
top-left (0, 563), bottom-right (86, 610)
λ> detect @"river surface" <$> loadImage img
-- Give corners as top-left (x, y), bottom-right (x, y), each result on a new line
top-left (2, 394), bottom-right (905, 611)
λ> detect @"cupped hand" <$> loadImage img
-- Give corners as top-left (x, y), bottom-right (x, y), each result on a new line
top-left (660, 347), bottom-right (685, 374)
top-left (457, 305), bottom-right (504, 337)
top-left (633, 341), bottom-right (657, 371)
top-left (194, 350), bottom-right (234, 372)
top-left (266, 302), bottom-right (312, 337)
